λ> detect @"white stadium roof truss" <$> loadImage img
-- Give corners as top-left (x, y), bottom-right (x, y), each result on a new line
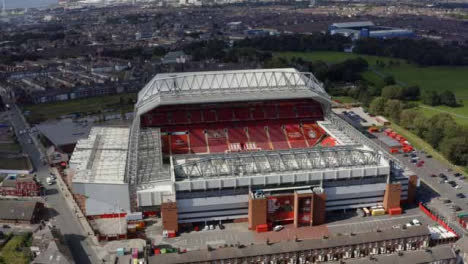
top-left (136, 69), bottom-right (331, 115)
top-left (173, 146), bottom-right (381, 180)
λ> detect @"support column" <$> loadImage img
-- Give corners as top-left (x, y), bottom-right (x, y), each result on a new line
top-left (312, 193), bottom-right (326, 226)
top-left (407, 175), bottom-right (418, 204)
top-left (248, 195), bottom-right (267, 230)
top-left (294, 193), bottom-right (299, 228)
top-left (383, 183), bottom-right (401, 212)
top-left (161, 202), bottom-right (178, 232)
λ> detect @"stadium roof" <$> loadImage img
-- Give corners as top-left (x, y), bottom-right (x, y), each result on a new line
top-left (136, 68), bottom-right (331, 116)
top-left (330, 21), bottom-right (374, 29)
top-left (70, 127), bottom-right (129, 184)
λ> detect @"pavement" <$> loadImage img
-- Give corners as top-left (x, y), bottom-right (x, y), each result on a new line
top-left (4, 103), bottom-right (103, 264)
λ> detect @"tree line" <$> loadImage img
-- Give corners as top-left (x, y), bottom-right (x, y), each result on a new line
top-left (369, 95), bottom-right (468, 166)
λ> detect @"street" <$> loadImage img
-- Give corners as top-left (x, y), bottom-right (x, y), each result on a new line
top-left (6, 104), bottom-right (101, 264)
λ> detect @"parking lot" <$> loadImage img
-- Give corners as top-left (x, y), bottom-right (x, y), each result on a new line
top-left (370, 131), bottom-right (468, 235)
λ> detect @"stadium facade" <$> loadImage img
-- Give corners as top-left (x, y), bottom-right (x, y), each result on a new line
top-left (69, 68), bottom-right (417, 232)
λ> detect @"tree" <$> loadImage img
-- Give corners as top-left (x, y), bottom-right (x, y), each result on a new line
top-left (383, 75), bottom-right (396, 85)
top-left (421, 91), bottom-right (441, 106)
top-left (402, 85), bottom-right (420, 100)
top-left (439, 90), bottom-right (457, 107)
top-left (399, 109), bottom-right (420, 129)
top-left (440, 136), bottom-right (468, 166)
top-left (384, 100), bottom-right (403, 123)
top-left (369, 97), bottom-right (386, 115)
top-left (412, 114), bottom-right (429, 137)
top-left (381, 85), bottom-right (403, 99)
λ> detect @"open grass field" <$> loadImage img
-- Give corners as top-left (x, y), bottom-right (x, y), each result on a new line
top-left (0, 234), bottom-right (32, 264)
top-left (23, 93), bottom-right (137, 124)
top-left (275, 51), bottom-right (468, 126)
top-left (331, 96), bottom-right (359, 104)
top-left (275, 51), bottom-right (404, 65)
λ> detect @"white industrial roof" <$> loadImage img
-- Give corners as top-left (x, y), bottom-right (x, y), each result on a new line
top-left (331, 21), bottom-right (374, 28)
top-left (70, 127), bottom-right (129, 184)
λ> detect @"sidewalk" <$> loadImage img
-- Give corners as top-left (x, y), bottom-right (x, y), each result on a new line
top-left (50, 167), bottom-right (99, 244)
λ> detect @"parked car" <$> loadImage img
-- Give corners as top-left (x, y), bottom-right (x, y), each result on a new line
top-left (273, 225), bottom-right (284, 232)
top-left (456, 193), bottom-right (466, 198)
top-left (430, 174), bottom-right (437, 178)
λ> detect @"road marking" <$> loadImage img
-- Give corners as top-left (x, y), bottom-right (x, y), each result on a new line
top-left (327, 214), bottom-right (420, 228)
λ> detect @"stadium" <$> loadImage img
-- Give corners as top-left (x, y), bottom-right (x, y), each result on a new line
top-left (70, 68), bottom-right (417, 233)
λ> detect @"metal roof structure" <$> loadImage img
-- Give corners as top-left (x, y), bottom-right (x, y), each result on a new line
top-left (70, 127), bottom-right (129, 184)
top-left (173, 146), bottom-right (382, 180)
top-left (136, 68), bottom-right (331, 116)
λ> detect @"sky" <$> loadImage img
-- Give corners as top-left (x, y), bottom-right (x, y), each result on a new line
top-left (4, 0), bottom-right (58, 9)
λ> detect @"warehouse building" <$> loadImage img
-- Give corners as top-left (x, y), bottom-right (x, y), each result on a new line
top-left (69, 68), bottom-right (417, 233)
top-left (329, 21), bottom-right (415, 40)
top-left (69, 127), bottom-right (131, 216)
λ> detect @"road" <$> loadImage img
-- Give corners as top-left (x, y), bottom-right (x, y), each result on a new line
top-left (6, 104), bottom-right (101, 264)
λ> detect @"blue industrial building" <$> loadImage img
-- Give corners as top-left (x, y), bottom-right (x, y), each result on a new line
top-left (329, 21), bottom-right (414, 40)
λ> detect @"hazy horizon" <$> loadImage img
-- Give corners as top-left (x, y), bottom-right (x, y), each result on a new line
top-left (3, 0), bottom-right (58, 9)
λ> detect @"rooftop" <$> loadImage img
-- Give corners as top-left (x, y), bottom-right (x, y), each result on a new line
top-left (331, 21), bottom-right (375, 29)
top-left (329, 246), bottom-right (456, 264)
top-left (36, 118), bottom-right (93, 147)
top-left (0, 200), bottom-right (41, 222)
top-left (0, 173), bottom-right (36, 188)
top-left (149, 225), bottom-right (430, 264)
top-left (70, 126), bottom-right (129, 184)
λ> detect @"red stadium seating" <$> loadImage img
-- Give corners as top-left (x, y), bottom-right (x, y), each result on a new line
top-left (189, 110), bottom-right (203, 124)
top-left (233, 108), bottom-right (251, 120)
top-left (251, 106), bottom-right (265, 120)
top-left (284, 124), bottom-right (307, 148)
top-left (321, 136), bottom-right (337, 147)
top-left (302, 123), bottom-right (324, 147)
top-left (297, 105), bottom-right (321, 118)
top-left (268, 124), bottom-right (289, 150)
top-left (264, 105), bottom-right (278, 119)
top-left (170, 134), bottom-right (189, 154)
top-left (247, 125), bottom-right (271, 151)
top-left (189, 128), bottom-right (208, 153)
top-left (203, 110), bottom-right (217, 123)
top-left (217, 108), bottom-right (234, 121)
top-left (172, 111), bottom-right (189, 124)
top-left (228, 127), bottom-right (248, 144)
top-left (142, 99), bottom-right (327, 155)
top-left (206, 129), bottom-right (228, 153)
top-left (278, 106), bottom-right (297, 119)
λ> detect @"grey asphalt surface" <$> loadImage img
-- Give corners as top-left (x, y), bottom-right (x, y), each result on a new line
top-left (372, 132), bottom-right (468, 236)
top-left (6, 104), bottom-right (101, 264)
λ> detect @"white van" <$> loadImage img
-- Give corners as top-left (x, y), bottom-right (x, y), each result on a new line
top-left (46, 177), bottom-right (55, 185)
